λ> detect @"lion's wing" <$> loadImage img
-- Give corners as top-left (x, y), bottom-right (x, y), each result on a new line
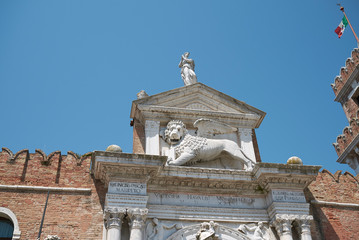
top-left (193, 118), bottom-right (237, 138)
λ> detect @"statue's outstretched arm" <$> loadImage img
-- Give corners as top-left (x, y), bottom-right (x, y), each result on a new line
top-left (178, 56), bottom-right (184, 68)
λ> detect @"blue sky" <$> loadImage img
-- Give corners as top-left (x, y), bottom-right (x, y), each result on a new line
top-left (1, 0), bottom-right (358, 174)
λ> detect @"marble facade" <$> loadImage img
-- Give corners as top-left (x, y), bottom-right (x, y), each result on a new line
top-left (92, 83), bottom-right (320, 240)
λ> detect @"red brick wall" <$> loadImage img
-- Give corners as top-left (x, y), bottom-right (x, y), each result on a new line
top-left (306, 170), bottom-right (359, 240)
top-left (0, 148), bottom-right (106, 240)
top-left (342, 98), bottom-right (359, 122)
top-left (132, 118), bottom-right (145, 154)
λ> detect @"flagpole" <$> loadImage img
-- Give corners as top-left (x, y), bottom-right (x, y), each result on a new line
top-left (340, 7), bottom-right (359, 47)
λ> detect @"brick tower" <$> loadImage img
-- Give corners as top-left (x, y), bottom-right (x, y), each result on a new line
top-left (332, 48), bottom-right (359, 173)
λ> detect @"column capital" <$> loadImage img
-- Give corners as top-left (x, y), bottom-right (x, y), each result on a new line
top-left (104, 207), bottom-right (126, 229)
top-left (127, 208), bottom-right (148, 230)
top-left (297, 215), bottom-right (313, 239)
top-left (271, 214), bottom-right (295, 238)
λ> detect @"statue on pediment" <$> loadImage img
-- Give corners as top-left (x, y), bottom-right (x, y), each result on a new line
top-left (162, 119), bottom-right (255, 171)
top-left (179, 52), bottom-right (198, 86)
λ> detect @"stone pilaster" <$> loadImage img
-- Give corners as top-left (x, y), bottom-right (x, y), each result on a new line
top-left (127, 208), bottom-right (148, 240)
top-left (104, 207), bottom-right (126, 240)
top-left (145, 120), bottom-right (160, 155)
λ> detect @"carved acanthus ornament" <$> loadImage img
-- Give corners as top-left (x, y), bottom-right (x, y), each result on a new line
top-left (127, 208), bottom-right (148, 230)
top-left (104, 207), bottom-right (126, 230)
top-left (271, 214), bottom-right (313, 240)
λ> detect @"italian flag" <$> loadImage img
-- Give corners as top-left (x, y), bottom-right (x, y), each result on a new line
top-left (335, 15), bottom-right (348, 38)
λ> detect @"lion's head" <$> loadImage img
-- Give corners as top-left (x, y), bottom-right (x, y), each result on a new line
top-left (164, 120), bottom-right (188, 145)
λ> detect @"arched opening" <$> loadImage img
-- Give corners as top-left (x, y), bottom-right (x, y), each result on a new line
top-left (0, 208), bottom-right (21, 240)
top-left (0, 217), bottom-right (13, 240)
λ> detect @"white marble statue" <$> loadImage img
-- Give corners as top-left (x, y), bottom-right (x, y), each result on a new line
top-left (238, 222), bottom-right (266, 240)
top-left (163, 119), bottom-right (254, 171)
top-left (146, 218), bottom-right (182, 240)
top-left (196, 221), bottom-right (219, 240)
top-left (179, 52), bottom-right (198, 86)
top-left (137, 90), bottom-right (149, 99)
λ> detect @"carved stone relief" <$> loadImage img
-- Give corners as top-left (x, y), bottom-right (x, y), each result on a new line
top-left (238, 222), bottom-right (269, 240)
top-left (167, 222), bottom-right (250, 240)
top-left (196, 221), bottom-right (219, 240)
top-left (161, 119), bottom-right (255, 171)
top-left (146, 218), bottom-right (182, 240)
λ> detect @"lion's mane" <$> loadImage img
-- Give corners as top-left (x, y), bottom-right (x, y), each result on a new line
top-left (164, 120), bottom-right (207, 161)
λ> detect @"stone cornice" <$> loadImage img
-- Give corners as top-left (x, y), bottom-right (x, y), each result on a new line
top-left (134, 105), bottom-right (262, 128)
top-left (311, 200), bottom-right (359, 208)
top-left (91, 151), bottom-right (166, 186)
top-left (253, 163), bottom-right (321, 190)
top-left (0, 184), bottom-right (91, 194)
top-left (92, 152), bottom-right (321, 194)
top-left (159, 165), bottom-right (253, 181)
top-left (130, 82), bottom-right (265, 128)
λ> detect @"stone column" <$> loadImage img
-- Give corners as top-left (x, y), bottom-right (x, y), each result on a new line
top-left (145, 120), bottom-right (160, 155)
top-left (127, 208), bottom-right (148, 240)
top-left (298, 215), bottom-right (313, 240)
top-left (272, 215), bottom-right (293, 240)
top-left (104, 208), bottom-right (126, 240)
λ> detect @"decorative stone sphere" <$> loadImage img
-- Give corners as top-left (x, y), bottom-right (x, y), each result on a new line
top-left (287, 156), bottom-right (303, 165)
top-left (106, 144), bottom-right (122, 153)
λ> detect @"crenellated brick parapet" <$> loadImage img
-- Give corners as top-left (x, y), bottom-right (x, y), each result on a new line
top-left (331, 48), bottom-right (359, 95)
top-left (0, 147), bottom-right (105, 240)
top-left (306, 169), bottom-right (359, 240)
top-left (0, 147), bottom-right (93, 187)
top-left (332, 49), bottom-right (359, 173)
top-left (332, 119), bottom-right (359, 156)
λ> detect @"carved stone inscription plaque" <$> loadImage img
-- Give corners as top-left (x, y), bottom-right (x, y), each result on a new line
top-left (148, 192), bottom-right (265, 209)
top-left (271, 190), bottom-right (306, 203)
top-left (108, 181), bottom-right (147, 195)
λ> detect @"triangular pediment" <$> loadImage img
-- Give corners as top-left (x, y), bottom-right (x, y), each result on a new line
top-left (131, 83), bottom-right (266, 128)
